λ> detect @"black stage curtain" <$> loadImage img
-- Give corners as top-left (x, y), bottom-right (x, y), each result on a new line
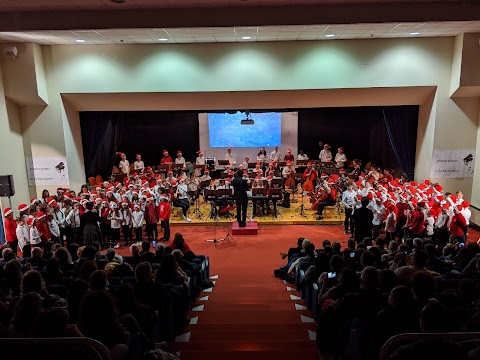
top-left (298, 106), bottom-right (418, 179)
top-left (80, 111), bottom-right (199, 179)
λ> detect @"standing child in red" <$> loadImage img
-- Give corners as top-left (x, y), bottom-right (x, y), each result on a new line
top-left (36, 211), bottom-right (51, 245)
top-left (159, 195), bottom-right (171, 241)
top-left (144, 196), bottom-right (158, 241)
top-left (450, 204), bottom-right (467, 244)
top-left (3, 208), bottom-right (18, 254)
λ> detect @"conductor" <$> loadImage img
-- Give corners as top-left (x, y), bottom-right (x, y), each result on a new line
top-left (232, 169), bottom-right (248, 227)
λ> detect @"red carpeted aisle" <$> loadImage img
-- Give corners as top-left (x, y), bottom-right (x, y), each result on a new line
top-left (115, 223), bottom-right (480, 359)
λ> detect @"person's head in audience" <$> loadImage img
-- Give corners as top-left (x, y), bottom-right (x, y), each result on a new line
top-left (54, 246), bottom-right (73, 265)
top-left (135, 262), bottom-right (153, 283)
top-left (130, 244), bottom-right (140, 257)
top-left (361, 197), bottom-right (369, 208)
top-left (354, 248), bottom-right (365, 266)
top-left (363, 237), bottom-right (372, 247)
top-left (82, 246), bottom-right (97, 261)
top-left (31, 247), bottom-right (43, 260)
top-left (420, 299), bottom-right (449, 333)
top-left (368, 246), bottom-right (382, 266)
top-left (89, 270), bottom-right (108, 291)
top-left (456, 247), bottom-right (476, 269)
top-left (45, 257), bottom-right (61, 277)
top-left (33, 307), bottom-right (69, 338)
top-left (323, 245), bottom-right (333, 255)
top-left (388, 240), bottom-right (399, 254)
top-left (342, 248), bottom-right (353, 262)
top-left (330, 254), bottom-right (345, 274)
top-left (424, 243), bottom-right (437, 259)
top-left (332, 241), bottom-right (341, 254)
top-left (172, 249), bottom-right (184, 263)
top-left (4, 259), bottom-right (22, 296)
top-left (173, 233), bottom-right (188, 251)
top-left (43, 241), bottom-right (54, 254)
top-left (155, 254), bottom-right (179, 283)
top-left (68, 243), bottom-right (80, 262)
top-left (301, 239), bottom-right (311, 250)
top-left (21, 270), bottom-right (46, 296)
top-left (411, 271), bottom-right (435, 306)
top-left (77, 290), bottom-right (120, 339)
top-left (388, 285), bottom-right (416, 312)
top-left (296, 238), bottom-right (305, 249)
top-left (379, 269), bottom-right (397, 293)
top-left (68, 279), bottom-right (88, 324)
top-left (360, 251), bottom-right (375, 269)
top-left (360, 266), bottom-right (379, 290)
top-left (357, 242), bottom-right (367, 250)
top-left (51, 243), bottom-right (61, 253)
top-left (305, 243), bottom-right (315, 257)
top-left (78, 260), bottom-right (98, 282)
top-left (411, 249), bottom-right (428, 269)
top-left (375, 237), bottom-right (385, 249)
top-left (1, 248), bottom-right (15, 262)
top-left (77, 246), bottom-right (86, 260)
top-left (338, 267), bottom-right (359, 292)
top-left (315, 252), bottom-right (331, 273)
top-left (164, 246), bottom-right (173, 255)
top-left (11, 292), bottom-right (43, 337)
top-left (115, 284), bottom-right (136, 316)
top-left (141, 241), bottom-right (151, 253)
top-left (322, 240), bottom-right (331, 249)
top-left (405, 238), bottom-right (414, 252)
top-left (347, 239), bottom-right (356, 251)
top-left (413, 238), bottom-right (423, 251)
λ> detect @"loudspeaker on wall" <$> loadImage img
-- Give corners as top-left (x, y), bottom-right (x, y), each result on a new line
top-left (0, 175), bottom-right (15, 197)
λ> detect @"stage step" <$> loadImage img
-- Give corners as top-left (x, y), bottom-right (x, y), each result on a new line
top-left (232, 221), bottom-right (258, 235)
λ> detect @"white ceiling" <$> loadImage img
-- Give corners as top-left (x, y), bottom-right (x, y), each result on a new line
top-left (0, 21), bottom-right (479, 45)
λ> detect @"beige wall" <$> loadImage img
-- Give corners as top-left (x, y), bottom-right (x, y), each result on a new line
top-left (0, 36), bottom-right (479, 221)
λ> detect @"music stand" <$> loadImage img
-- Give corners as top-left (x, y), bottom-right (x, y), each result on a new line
top-left (277, 161), bottom-right (286, 168)
top-left (158, 164), bottom-right (171, 173)
top-left (218, 160), bottom-right (230, 168)
top-left (268, 188), bottom-right (283, 219)
top-left (252, 187), bottom-right (267, 220)
top-left (296, 160), bottom-right (309, 166)
top-left (271, 178), bottom-right (282, 188)
top-left (294, 190), bottom-right (308, 218)
top-left (248, 162), bottom-right (258, 169)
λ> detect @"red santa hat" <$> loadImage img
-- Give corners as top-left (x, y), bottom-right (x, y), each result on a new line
top-left (424, 179), bottom-right (431, 186)
top-left (63, 193), bottom-right (72, 200)
top-left (410, 181), bottom-right (418, 187)
top-left (266, 176), bottom-right (273, 182)
top-left (3, 208), bottom-right (13, 217)
top-left (36, 211), bottom-right (46, 220)
top-left (18, 204), bottom-right (29, 212)
top-left (321, 173), bottom-right (328, 178)
top-left (434, 194), bottom-right (444, 203)
top-left (205, 169), bottom-right (209, 173)
top-left (56, 187), bottom-right (65, 193)
top-left (127, 183), bottom-right (134, 188)
top-left (134, 204), bottom-right (140, 209)
top-left (286, 160), bottom-right (292, 166)
top-left (51, 201), bottom-right (59, 208)
top-left (256, 162), bottom-right (261, 167)
top-left (95, 186), bottom-right (102, 191)
top-left (121, 200), bottom-right (129, 206)
top-left (197, 150), bottom-right (203, 155)
top-left (170, 179), bottom-right (177, 186)
top-left (339, 168), bottom-right (346, 174)
top-left (31, 198), bottom-right (39, 206)
top-left (27, 216), bottom-right (35, 226)
top-left (163, 149), bottom-right (168, 154)
top-left (433, 184), bottom-right (443, 194)
top-left (418, 183), bottom-right (426, 191)
top-left (455, 204), bottom-right (463, 211)
top-left (447, 195), bottom-right (457, 206)
top-left (324, 144), bottom-right (330, 148)
top-left (102, 199), bottom-right (108, 204)
top-left (136, 154), bottom-right (141, 159)
top-left (338, 147), bottom-right (344, 152)
top-left (95, 197), bottom-right (102, 203)
top-left (117, 152), bottom-right (125, 158)
top-left (442, 203), bottom-right (450, 211)
top-left (177, 150), bottom-right (182, 155)
top-left (307, 161), bottom-right (313, 166)
top-left (46, 197), bottom-right (55, 206)
top-left (463, 200), bottom-right (470, 208)
top-left (73, 197), bottom-right (81, 203)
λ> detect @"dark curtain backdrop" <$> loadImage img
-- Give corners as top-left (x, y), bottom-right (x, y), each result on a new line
top-left (80, 111), bottom-right (199, 178)
top-left (298, 106), bottom-right (418, 179)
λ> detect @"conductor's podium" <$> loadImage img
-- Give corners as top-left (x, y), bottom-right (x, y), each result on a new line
top-left (232, 221), bottom-right (258, 235)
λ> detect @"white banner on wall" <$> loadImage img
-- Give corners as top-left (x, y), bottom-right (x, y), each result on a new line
top-left (26, 157), bottom-right (70, 186)
top-left (430, 149), bottom-right (475, 178)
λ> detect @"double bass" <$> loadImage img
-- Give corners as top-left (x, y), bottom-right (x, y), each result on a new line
top-left (302, 167), bottom-right (316, 192)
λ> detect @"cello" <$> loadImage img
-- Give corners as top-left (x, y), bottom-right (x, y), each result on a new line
top-left (302, 167), bottom-right (316, 192)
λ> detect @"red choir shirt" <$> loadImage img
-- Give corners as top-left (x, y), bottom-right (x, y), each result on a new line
top-left (145, 203), bottom-right (158, 224)
top-left (284, 154), bottom-right (295, 162)
top-left (450, 213), bottom-right (467, 236)
top-left (409, 210), bottom-right (425, 235)
top-left (5, 217), bottom-right (17, 242)
top-left (161, 156), bottom-right (173, 164)
top-left (159, 202), bottom-right (171, 221)
top-left (101, 207), bottom-right (110, 225)
top-left (36, 221), bottom-right (51, 243)
top-left (396, 202), bottom-right (408, 221)
top-left (168, 241), bottom-right (191, 252)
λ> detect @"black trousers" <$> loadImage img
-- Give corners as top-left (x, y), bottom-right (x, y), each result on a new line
top-left (8, 240), bottom-right (18, 255)
top-left (173, 198), bottom-right (190, 216)
top-left (236, 201), bottom-right (247, 225)
top-left (134, 227), bottom-right (143, 241)
top-left (122, 225), bottom-right (132, 244)
top-left (344, 208), bottom-right (354, 232)
top-left (111, 228), bottom-right (120, 243)
top-left (161, 220), bottom-right (170, 240)
top-left (22, 244), bottom-right (31, 258)
top-left (146, 223), bottom-right (158, 240)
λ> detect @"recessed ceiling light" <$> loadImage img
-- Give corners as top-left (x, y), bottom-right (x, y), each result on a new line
top-left (241, 36), bottom-right (252, 40)
top-left (410, 32), bottom-right (420, 36)
top-left (158, 38), bottom-right (169, 41)
top-left (325, 34), bottom-right (335, 38)
top-left (75, 39), bottom-right (85, 43)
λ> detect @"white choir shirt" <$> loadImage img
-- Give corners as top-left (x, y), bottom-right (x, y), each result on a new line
top-left (53, 208), bottom-right (66, 228)
top-left (461, 207), bottom-right (471, 225)
top-left (30, 226), bottom-right (42, 245)
top-left (372, 204), bottom-right (386, 225)
top-left (342, 190), bottom-right (357, 209)
top-left (16, 224), bottom-right (30, 250)
top-left (319, 149), bottom-right (333, 162)
top-left (177, 184), bottom-right (189, 200)
top-left (242, 161), bottom-right (249, 169)
top-left (270, 150), bottom-right (281, 162)
top-left (257, 153), bottom-right (268, 162)
top-left (134, 160), bottom-right (144, 171)
top-left (425, 215), bottom-right (435, 236)
top-left (435, 212), bottom-right (450, 229)
top-left (121, 208), bottom-right (132, 226)
top-left (335, 153), bottom-right (347, 167)
top-left (66, 209), bottom-right (81, 228)
top-left (119, 160), bottom-right (130, 174)
top-left (385, 212), bottom-right (397, 233)
top-left (225, 152), bottom-right (236, 165)
top-left (48, 219), bottom-right (61, 238)
top-left (282, 166), bottom-right (293, 178)
top-left (175, 157), bottom-right (186, 168)
top-left (297, 153), bottom-right (309, 161)
top-left (132, 210), bottom-right (144, 228)
top-left (196, 156), bottom-right (205, 165)
top-left (108, 211), bottom-right (123, 229)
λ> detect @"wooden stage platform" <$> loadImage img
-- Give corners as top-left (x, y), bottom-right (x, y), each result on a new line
top-left (169, 192), bottom-right (344, 226)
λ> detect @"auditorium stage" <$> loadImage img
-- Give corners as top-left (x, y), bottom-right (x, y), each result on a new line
top-left (170, 192), bottom-right (343, 226)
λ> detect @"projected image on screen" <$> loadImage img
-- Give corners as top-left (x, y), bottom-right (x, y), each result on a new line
top-left (208, 112), bottom-right (282, 148)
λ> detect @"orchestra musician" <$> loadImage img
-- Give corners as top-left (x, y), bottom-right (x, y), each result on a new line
top-left (251, 176), bottom-right (265, 218)
top-left (173, 178), bottom-right (191, 222)
top-left (225, 146), bottom-right (236, 165)
top-left (349, 159), bottom-right (362, 180)
top-left (314, 178), bottom-right (337, 221)
top-left (302, 162), bottom-right (318, 192)
top-left (161, 150), bottom-right (173, 164)
top-left (284, 149), bottom-right (294, 163)
top-left (335, 147), bottom-right (347, 168)
top-left (270, 145), bottom-right (281, 162)
top-left (254, 162), bottom-right (264, 176)
top-left (367, 164), bottom-right (380, 183)
top-left (133, 154), bottom-right (144, 172)
top-left (257, 147), bottom-right (268, 162)
top-left (195, 150), bottom-right (205, 177)
top-left (175, 151), bottom-right (186, 169)
top-left (282, 160), bottom-right (295, 188)
top-left (242, 157), bottom-right (249, 170)
top-left (319, 144), bottom-right (333, 162)
top-left (297, 150), bottom-right (309, 161)
top-left (200, 169), bottom-right (211, 182)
